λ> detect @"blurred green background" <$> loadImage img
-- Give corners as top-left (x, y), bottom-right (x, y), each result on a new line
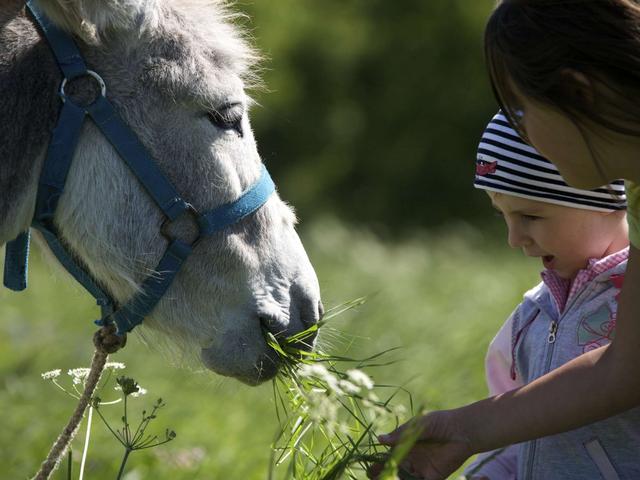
top-left (1, 0), bottom-right (545, 478)
top-left (244, 0), bottom-right (499, 233)
top-left (0, 225), bottom-right (538, 479)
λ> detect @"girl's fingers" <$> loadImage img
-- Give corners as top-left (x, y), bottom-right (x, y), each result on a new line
top-left (379, 415), bottom-right (430, 445)
top-left (377, 431), bottom-right (397, 445)
top-left (378, 425), bottom-right (409, 445)
top-left (366, 462), bottom-right (383, 479)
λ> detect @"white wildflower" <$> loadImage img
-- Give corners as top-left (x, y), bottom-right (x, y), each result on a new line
top-left (298, 363), bottom-right (345, 396)
top-left (114, 384), bottom-right (147, 397)
top-left (346, 369), bottom-right (374, 390)
top-left (367, 392), bottom-right (380, 403)
top-left (323, 373), bottom-right (345, 396)
top-left (298, 363), bottom-right (330, 379)
top-left (41, 369), bottom-right (61, 380)
top-left (338, 379), bottom-right (361, 395)
top-left (104, 362), bottom-right (126, 370)
top-left (68, 368), bottom-right (91, 385)
top-left (131, 387), bottom-right (147, 398)
top-left (306, 390), bottom-right (339, 430)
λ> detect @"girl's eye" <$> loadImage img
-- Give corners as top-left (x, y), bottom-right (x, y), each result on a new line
top-left (208, 102), bottom-right (244, 134)
top-left (510, 107), bottom-right (529, 142)
top-left (522, 214), bottom-right (541, 221)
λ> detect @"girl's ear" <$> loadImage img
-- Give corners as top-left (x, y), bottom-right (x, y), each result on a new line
top-left (560, 69), bottom-right (596, 106)
top-left (38, 0), bottom-right (159, 42)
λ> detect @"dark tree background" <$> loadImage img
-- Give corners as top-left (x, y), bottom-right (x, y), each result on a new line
top-left (241, 0), bottom-right (498, 233)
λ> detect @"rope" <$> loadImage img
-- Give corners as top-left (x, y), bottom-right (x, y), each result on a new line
top-left (33, 325), bottom-right (127, 480)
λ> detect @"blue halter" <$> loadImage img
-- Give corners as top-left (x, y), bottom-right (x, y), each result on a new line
top-left (2, 0), bottom-right (275, 336)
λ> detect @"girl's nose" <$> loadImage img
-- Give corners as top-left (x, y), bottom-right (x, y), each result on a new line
top-left (507, 226), bottom-right (532, 249)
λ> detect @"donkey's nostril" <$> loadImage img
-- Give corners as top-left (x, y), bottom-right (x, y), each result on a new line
top-left (259, 314), bottom-right (287, 337)
top-left (299, 297), bottom-right (323, 328)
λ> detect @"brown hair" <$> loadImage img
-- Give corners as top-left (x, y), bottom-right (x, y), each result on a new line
top-left (485, 0), bottom-right (640, 139)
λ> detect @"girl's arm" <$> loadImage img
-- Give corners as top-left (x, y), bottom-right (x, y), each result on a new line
top-left (463, 245), bottom-right (640, 452)
top-left (374, 247), bottom-right (640, 479)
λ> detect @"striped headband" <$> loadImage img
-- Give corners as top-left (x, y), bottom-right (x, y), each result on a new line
top-left (473, 111), bottom-right (626, 212)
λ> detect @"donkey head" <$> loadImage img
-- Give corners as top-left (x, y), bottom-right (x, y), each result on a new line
top-left (1, 0), bottom-right (322, 385)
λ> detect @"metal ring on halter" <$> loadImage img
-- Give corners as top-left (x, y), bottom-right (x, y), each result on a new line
top-left (59, 70), bottom-right (107, 105)
top-left (160, 202), bottom-right (203, 248)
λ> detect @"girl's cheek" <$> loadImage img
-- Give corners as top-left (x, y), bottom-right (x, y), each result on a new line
top-left (521, 124), bottom-right (545, 156)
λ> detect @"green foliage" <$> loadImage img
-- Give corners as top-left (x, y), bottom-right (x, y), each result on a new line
top-left (267, 301), bottom-right (412, 479)
top-left (241, 0), bottom-right (498, 231)
top-left (93, 382), bottom-right (176, 480)
top-left (0, 219), bottom-right (538, 478)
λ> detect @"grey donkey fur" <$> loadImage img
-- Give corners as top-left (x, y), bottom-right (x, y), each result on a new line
top-left (0, 0), bottom-right (322, 385)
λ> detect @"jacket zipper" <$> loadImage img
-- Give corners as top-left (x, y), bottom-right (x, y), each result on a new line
top-left (547, 321), bottom-right (558, 344)
top-left (525, 316), bottom-right (562, 477)
top-left (522, 274), bottom-right (622, 479)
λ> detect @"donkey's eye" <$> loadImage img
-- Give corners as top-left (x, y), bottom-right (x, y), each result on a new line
top-left (208, 102), bottom-right (244, 134)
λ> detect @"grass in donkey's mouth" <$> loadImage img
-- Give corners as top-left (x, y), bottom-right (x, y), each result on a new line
top-left (265, 298), bottom-right (421, 480)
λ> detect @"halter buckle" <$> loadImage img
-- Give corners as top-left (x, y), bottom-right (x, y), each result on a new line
top-left (160, 201), bottom-right (202, 248)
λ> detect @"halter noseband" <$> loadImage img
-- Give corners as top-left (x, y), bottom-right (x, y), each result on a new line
top-left (2, 0), bottom-right (275, 336)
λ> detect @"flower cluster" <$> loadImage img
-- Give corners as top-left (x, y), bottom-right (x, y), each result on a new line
top-left (68, 368), bottom-right (91, 385)
top-left (41, 361), bottom-right (174, 479)
top-left (268, 299), bottom-right (412, 480)
top-left (294, 363), bottom-right (405, 437)
top-left (41, 369), bottom-right (61, 380)
top-left (41, 362), bottom-right (144, 402)
top-left (114, 376), bottom-right (148, 398)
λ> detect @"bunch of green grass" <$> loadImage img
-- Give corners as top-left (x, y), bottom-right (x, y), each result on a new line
top-left (266, 298), bottom-right (421, 480)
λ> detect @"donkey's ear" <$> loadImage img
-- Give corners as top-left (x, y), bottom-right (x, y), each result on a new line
top-left (38, 0), bottom-right (158, 41)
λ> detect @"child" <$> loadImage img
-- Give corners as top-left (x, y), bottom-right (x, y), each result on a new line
top-left (463, 111), bottom-right (637, 479)
top-left (375, 2), bottom-right (640, 479)
top-left (371, 111), bottom-right (638, 480)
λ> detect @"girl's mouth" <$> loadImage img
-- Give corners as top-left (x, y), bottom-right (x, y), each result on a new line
top-left (542, 255), bottom-right (555, 269)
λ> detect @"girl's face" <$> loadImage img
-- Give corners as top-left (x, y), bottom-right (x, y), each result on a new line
top-left (488, 192), bottom-right (627, 279)
top-left (515, 97), bottom-right (602, 189)
top-left (511, 80), bottom-right (640, 187)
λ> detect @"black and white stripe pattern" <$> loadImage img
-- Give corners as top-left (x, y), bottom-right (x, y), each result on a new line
top-left (474, 112), bottom-right (626, 211)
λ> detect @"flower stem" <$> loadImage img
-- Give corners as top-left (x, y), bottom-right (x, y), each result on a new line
top-left (79, 405), bottom-right (94, 480)
top-left (116, 448), bottom-right (132, 480)
top-left (66, 450), bottom-right (72, 480)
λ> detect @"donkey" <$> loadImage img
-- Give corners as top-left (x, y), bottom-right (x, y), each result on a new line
top-left (0, 0), bottom-right (322, 385)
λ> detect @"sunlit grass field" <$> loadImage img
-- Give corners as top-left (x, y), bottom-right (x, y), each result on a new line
top-left (0, 218), bottom-right (538, 479)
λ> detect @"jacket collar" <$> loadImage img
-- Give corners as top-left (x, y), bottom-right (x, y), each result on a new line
top-left (525, 247), bottom-right (629, 314)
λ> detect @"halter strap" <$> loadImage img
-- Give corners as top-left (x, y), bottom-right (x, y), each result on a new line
top-left (3, 0), bottom-right (275, 335)
top-left (25, 0), bottom-right (87, 79)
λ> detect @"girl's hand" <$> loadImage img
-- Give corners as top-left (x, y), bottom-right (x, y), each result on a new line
top-left (368, 410), bottom-right (475, 480)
